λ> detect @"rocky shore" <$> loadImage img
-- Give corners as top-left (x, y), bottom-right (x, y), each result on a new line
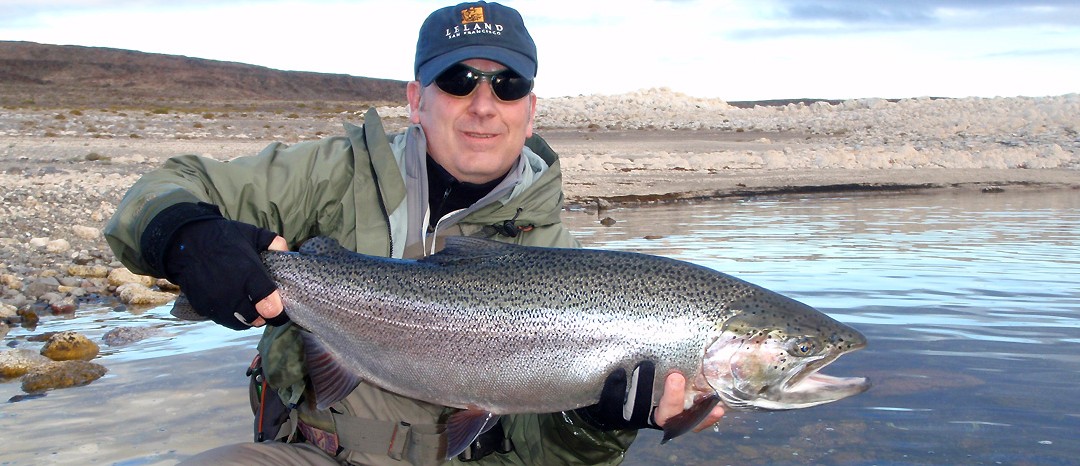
top-left (1, 88), bottom-right (1078, 396)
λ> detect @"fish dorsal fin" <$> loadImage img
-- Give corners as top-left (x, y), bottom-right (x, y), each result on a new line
top-left (299, 330), bottom-right (363, 411)
top-left (298, 236), bottom-right (352, 258)
top-left (420, 236), bottom-right (517, 265)
top-left (445, 409), bottom-right (502, 460)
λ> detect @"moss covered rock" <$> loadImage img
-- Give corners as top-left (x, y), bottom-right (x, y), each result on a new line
top-left (40, 331), bottom-right (100, 361)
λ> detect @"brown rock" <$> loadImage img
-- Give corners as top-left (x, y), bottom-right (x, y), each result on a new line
top-left (48, 296), bottom-right (78, 313)
top-left (16, 308), bottom-right (39, 328)
top-left (40, 331), bottom-right (100, 361)
top-left (155, 278), bottom-right (180, 291)
top-left (21, 360), bottom-right (108, 393)
top-left (1, 273), bottom-right (23, 290)
top-left (116, 283), bottom-right (176, 306)
top-left (67, 264), bottom-right (110, 278)
top-left (0, 302), bottom-right (17, 319)
top-left (107, 268), bottom-right (155, 287)
top-left (102, 326), bottom-right (163, 346)
top-left (27, 331), bottom-right (58, 342)
top-left (0, 348), bottom-right (52, 379)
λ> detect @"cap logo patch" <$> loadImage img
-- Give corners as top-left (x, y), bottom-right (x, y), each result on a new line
top-left (461, 6), bottom-right (485, 23)
top-left (445, 6), bottom-right (503, 39)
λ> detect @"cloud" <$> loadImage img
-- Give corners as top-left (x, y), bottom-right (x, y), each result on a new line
top-left (725, 0), bottom-right (1080, 40)
top-left (765, 0), bottom-right (1080, 27)
top-left (782, 2), bottom-right (936, 25)
top-left (983, 46), bottom-right (1080, 58)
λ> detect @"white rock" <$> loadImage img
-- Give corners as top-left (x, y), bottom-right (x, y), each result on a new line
top-left (46, 239), bottom-right (72, 254)
top-left (72, 225), bottom-right (101, 240)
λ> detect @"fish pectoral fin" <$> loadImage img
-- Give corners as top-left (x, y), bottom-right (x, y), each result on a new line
top-left (445, 409), bottom-right (501, 460)
top-left (660, 393), bottom-right (721, 444)
top-left (299, 330), bottom-right (363, 411)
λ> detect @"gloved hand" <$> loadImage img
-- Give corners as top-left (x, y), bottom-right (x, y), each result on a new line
top-left (143, 202), bottom-right (287, 330)
top-left (575, 361), bottom-right (660, 431)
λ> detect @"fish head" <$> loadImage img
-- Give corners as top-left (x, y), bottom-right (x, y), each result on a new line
top-left (701, 291), bottom-right (869, 411)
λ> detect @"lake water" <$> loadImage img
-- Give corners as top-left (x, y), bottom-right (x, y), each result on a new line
top-left (561, 188), bottom-right (1080, 465)
top-left (3, 187), bottom-right (1078, 465)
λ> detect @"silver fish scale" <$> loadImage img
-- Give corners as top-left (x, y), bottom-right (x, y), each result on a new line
top-left (264, 240), bottom-right (793, 414)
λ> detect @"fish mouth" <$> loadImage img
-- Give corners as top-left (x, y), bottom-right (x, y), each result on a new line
top-left (716, 337), bottom-right (870, 411)
top-left (763, 348), bottom-right (870, 410)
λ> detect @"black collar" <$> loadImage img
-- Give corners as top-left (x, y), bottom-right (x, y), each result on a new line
top-left (426, 155), bottom-right (508, 223)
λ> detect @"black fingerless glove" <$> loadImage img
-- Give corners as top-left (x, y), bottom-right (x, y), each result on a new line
top-left (576, 361), bottom-right (660, 431)
top-left (140, 202), bottom-right (283, 330)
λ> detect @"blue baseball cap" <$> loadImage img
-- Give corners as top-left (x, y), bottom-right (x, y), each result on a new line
top-left (414, 1), bottom-right (537, 87)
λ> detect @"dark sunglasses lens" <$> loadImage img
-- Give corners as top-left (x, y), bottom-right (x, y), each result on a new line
top-left (434, 65), bottom-right (478, 97)
top-left (434, 64), bottom-right (534, 101)
top-left (491, 73), bottom-right (533, 101)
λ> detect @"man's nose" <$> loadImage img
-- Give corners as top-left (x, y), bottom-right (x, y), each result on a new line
top-left (467, 79), bottom-right (499, 116)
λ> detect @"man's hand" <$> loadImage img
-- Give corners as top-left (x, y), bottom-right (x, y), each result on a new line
top-left (250, 236), bottom-right (289, 327)
top-left (653, 372), bottom-right (726, 432)
top-left (576, 363), bottom-right (724, 434)
top-left (162, 216), bottom-right (288, 330)
top-left (575, 361), bottom-right (658, 430)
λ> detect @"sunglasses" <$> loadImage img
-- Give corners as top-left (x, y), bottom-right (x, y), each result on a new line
top-left (433, 63), bottom-right (534, 102)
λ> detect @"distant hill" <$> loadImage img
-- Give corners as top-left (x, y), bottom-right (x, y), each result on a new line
top-left (0, 41), bottom-right (409, 108)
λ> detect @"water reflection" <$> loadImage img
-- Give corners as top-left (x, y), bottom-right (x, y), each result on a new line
top-left (564, 188), bottom-right (1080, 465)
top-left (3, 188), bottom-right (1077, 464)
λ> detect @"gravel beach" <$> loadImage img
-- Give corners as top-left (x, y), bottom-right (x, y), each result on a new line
top-left (1, 89), bottom-right (1078, 464)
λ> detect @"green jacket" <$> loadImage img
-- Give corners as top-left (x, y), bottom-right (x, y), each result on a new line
top-left (104, 109), bottom-right (636, 465)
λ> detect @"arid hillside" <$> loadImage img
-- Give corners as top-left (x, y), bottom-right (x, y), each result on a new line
top-left (0, 41), bottom-right (408, 108)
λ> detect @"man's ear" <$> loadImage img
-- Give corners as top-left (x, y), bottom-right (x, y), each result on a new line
top-left (407, 81), bottom-right (423, 124)
top-left (525, 93), bottom-right (537, 138)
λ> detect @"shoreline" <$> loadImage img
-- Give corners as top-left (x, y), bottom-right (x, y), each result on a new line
top-left (1, 98), bottom-right (1078, 331)
top-left (2, 91), bottom-right (1078, 319)
top-left (560, 166), bottom-right (1080, 208)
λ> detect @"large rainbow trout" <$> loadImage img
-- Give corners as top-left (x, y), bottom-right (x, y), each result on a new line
top-left (180, 236), bottom-right (870, 458)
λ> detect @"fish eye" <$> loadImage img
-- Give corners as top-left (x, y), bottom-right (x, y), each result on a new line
top-left (786, 336), bottom-right (818, 357)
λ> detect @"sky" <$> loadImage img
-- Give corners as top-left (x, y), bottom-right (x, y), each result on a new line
top-left (1, 0), bottom-right (1078, 101)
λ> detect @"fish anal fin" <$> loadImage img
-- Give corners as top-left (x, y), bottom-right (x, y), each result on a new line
top-left (660, 393), bottom-right (721, 444)
top-left (445, 408), bottom-right (501, 460)
top-left (299, 330), bottom-right (362, 410)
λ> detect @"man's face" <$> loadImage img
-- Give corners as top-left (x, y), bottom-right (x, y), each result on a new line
top-left (407, 58), bottom-right (537, 184)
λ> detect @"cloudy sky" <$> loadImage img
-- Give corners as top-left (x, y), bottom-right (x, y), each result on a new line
top-left (2, 0), bottom-right (1078, 101)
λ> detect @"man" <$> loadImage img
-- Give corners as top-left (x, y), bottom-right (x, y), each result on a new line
top-left (104, 2), bottom-right (723, 464)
